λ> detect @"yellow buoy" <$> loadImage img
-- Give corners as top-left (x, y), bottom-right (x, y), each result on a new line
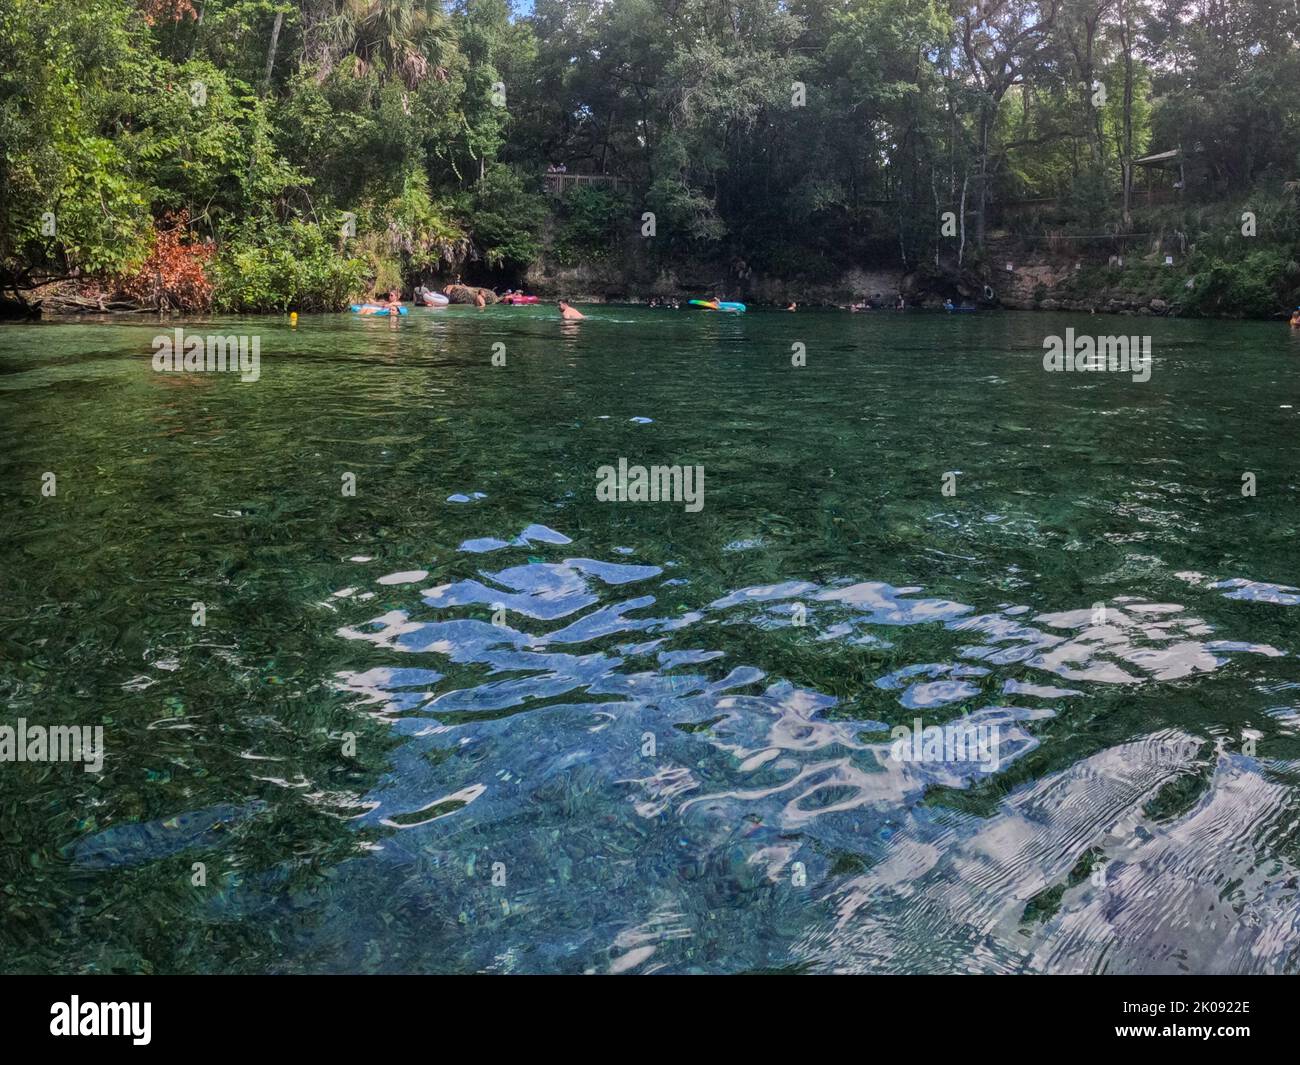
top-left (290, 311), bottom-right (298, 326)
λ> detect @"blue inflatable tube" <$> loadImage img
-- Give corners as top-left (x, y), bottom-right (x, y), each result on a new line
top-left (350, 304), bottom-right (409, 316)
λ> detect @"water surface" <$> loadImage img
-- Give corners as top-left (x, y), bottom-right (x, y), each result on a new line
top-left (2, 306), bottom-right (1299, 973)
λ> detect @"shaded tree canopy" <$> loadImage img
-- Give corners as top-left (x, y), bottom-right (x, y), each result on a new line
top-left (2, 0), bottom-right (1297, 309)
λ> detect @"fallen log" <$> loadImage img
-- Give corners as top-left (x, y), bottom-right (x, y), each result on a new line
top-left (24, 282), bottom-right (152, 315)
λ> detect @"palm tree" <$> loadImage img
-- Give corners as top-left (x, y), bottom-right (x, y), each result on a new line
top-left (301, 0), bottom-right (453, 89)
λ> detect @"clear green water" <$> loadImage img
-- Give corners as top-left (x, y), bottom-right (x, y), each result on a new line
top-left (3, 306), bottom-right (1300, 974)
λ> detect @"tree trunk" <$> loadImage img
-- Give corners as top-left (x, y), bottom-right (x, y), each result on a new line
top-left (187, 1), bottom-right (206, 60)
top-left (1120, 18), bottom-right (1134, 226)
top-left (958, 170), bottom-right (968, 268)
top-left (262, 11), bottom-right (284, 95)
top-left (976, 106), bottom-right (990, 248)
top-left (931, 167), bottom-right (941, 267)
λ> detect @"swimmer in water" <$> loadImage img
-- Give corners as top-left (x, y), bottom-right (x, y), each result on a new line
top-left (558, 300), bottom-right (585, 320)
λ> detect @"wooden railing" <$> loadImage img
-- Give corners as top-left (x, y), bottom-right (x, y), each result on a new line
top-left (987, 187), bottom-right (1181, 225)
top-left (544, 172), bottom-right (627, 198)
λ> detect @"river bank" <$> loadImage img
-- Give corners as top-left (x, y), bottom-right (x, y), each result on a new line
top-left (10, 238), bottom-right (1296, 321)
top-left (517, 229), bottom-right (1297, 319)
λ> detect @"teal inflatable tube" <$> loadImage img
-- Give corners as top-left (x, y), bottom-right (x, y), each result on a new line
top-left (689, 299), bottom-right (747, 313)
top-left (350, 304), bottom-right (409, 316)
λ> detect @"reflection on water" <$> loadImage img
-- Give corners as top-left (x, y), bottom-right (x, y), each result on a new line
top-left (3, 307), bottom-right (1300, 973)
top-left (305, 529), bottom-right (1292, 974)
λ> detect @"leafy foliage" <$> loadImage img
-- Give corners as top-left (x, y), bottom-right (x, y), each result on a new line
top-left (551, 185), bottom-right (630, 265)
top-left (0, 0), bottom-right (152, 284)
top-left (115, 212), bottom-right (216, 311)
top-left (2, 0), bottom-right (1297, 316)
top-left (212, 220), bottom-right (368, 312)
top-left (461, 165), bottom-right (547, 269)
top-left (1183, 250), bottom-right (1293, 318)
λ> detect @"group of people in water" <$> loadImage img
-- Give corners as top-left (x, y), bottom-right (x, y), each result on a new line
top-left (356, 287), bottom-right (913, 316)
top-left (356, 289), bottom-right (1300, 323)
top-left (357, 284), bottom-right (585, 319)
top-left (846, 293), bottom-right (908, 312)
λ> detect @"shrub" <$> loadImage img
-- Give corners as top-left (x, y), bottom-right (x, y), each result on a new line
top-left (212, 219), bottom-right (368, 312)
top-left (551, 184), bottom-right (629, 265)
top-left (349, 168), bottom-right (468, 291)
top-left (114, 212), bottom-right (215, 312)
top-left (1181, 249), bottom-right (1288, 318)
top-left (461, 165), bottom-right (547, 269)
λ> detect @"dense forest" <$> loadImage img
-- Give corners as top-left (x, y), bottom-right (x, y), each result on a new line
top-left (2, 0), bottom-right (1299, 315)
